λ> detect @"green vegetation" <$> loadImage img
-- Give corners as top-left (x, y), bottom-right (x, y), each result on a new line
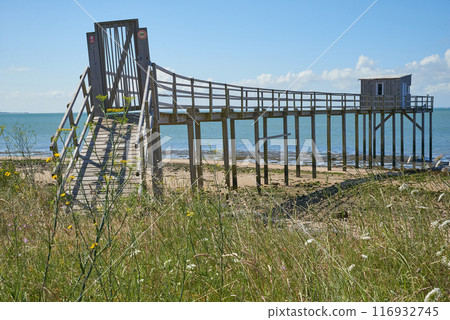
top-left (0, 159), bottom-right (448, 301)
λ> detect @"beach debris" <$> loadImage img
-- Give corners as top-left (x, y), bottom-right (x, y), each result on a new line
top-left (398, 183), bottom-right (409, 191)
top-left (433, 154), bottom-right (444, 163)
top-left (424, 288), bottom-right (441, 302)
top-left (407, 155), bottom-right (412, 164)
top-left (438, 220), bottom-right (450, 229)
top-left (361, 254), bottom-right (368, 259)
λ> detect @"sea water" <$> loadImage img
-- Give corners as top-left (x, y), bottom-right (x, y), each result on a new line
top-left (1, 109), bottom-right (449, 164)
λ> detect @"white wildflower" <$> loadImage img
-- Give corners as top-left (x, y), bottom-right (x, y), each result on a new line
top-left (399, 183), bottom-right (409, 191)
top-left (436, 251), bottom-right (442, 257)
top-left (348, 264), bottom-right (356, 272)
top-left (386, 204), bottom-right (393, 208)
top-left (361, 254), bottom-right (368, 259)
top-left (305, 239), bottom-right (316, 246)
top-left (437, 193), bottom-right (445, 202)
top-left (438, 220), bottom-right (450, 229)
top-left (441, 256), bottom-right (448, 264)
top-left (411, 189), bottom-right (420, 197)
top-left (267, 265), bottom-right (272, 272)
top-left (163, 259), bottom-right (172, 268)
top-left (186, 264), bottom-right (196, 270)
top-left (129, 249), bottom-right (141, 257)
top-left (360, 233), bottom-right (371, 240)
top-left (431, 220), bottom-right (439, 228)
top-left (424, 288), bottom-right (441, 302)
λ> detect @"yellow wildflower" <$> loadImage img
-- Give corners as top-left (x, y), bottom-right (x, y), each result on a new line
top-left (52, 174), bottom-right (57, 180)
top-left (46, 157), bottom-right (52, 162)
top-left (54, 153), bottom-right (60, 158)
top-left (68, 225), bottom-right (72, 229)
top-left (5, 172), bottom-right (11, 177)
top-left (186, 211), bottom-right (195, 217)
top-left (90, 242), bottom-right (98, 249)
top-left (94, 222), bottom-right (97, 226)
top-left (14, 171), bottom-right (19, 174)
top-left (120, 160), bottom-right (127, 164)
top-left (69, 176), bottom-right (75, 179)
top-left (65, 201), bottom-right (70, 205)
top-left (60, 193), bottom-right (66, 197)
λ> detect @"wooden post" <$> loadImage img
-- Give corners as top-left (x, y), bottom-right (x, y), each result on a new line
top-left (363, 114), bottom-right (366, 161)
top-left (295, 113), bottom-right (301, 177)
top-left (222, 119), bottom-right (230, 189)
top-left (283, 94), bottom-right (289, 185)
top-left (187, 121), bottom-right (197, 187)
top-left (421, 109), bottom-right (425, 164)
top-left (311, 93), bottom-right (317, 178)
top-left (413, 109), bottom-right (416, 165)
top-left (150, 64), bottom-right (163, 198)
top-left (263, 117), bottom-right (269, 184)
top-left (401, 111), bottom-right (404, 168)
top-left (368, 107), bottom-right (373, 169)
top-left (355, 112), bottom-right (359, 168)
top-left (230, 119), bottom-right (238, 189)
top-left (429, 111), bottom-right (433, 163)
top-left (254, 117), bottom-right (261, 193)
top-left (392, 111), bottom-right (396, 168)
top-left (342, 94), bottom-right (347, 171)
top-left (381, 109), bottom-right (385, 167)
top-left (373, 110), bottom-right (376, 160)
top-left (194, 121), bottom-right (203, 188)
top-left (327, 94), bottom-right (332, 171)
top-left (86, 32), bottom-right (106, 116)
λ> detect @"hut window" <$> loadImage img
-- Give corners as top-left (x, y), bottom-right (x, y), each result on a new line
top-left (376, 82), bottom-right (384, 96)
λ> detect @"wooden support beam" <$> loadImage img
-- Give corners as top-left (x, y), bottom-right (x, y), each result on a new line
top-left (401, 112), bottom-right (404, 167)
top-left (373, 112), bottom-right (376, 159)
top-left (342, 95), bottom-right (347, 171)
top-left (187, 121), bottom-right (197, 187)
top-left (263, 117), bottom-right (269, 184)
top-left (254, 117), bottom-right (261, 194)
top-left (194, 121), bottom-right (203, 188)
top-left (222, 119), bottom-right (230, 189)
top-left (381, 110), bottom-right (385, 167)
top-left (363, 114), bottom-right (366, 161)
top-left (230, 119), bottom-right (238, 189)
top-left (421, 110), bottom-right (425, 164)
top-left (429, 112), bottom-right (433, 163)
top-left (413, 110), bottom-right (416, 165)
top-left (403, 113), bottom-right (423, 131)
top-left (311, 94), bottom-right (317, 178)
top-left (327, 94), bottom-right (332, 171)
top-left (375, 113), bottom-right (392, 131)
top-left (283, 113), bottom-right (289, 185)
top-left (355, 112), bottom-right (359, 168)
top-left (368, 109), bottom-right (373, 169)
top-left (295, 113), bottom-right (301, 177)
top-left (392, 112), bottom-right (396, 168)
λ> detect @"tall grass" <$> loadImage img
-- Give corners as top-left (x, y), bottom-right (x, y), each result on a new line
top-left (0, 123), bottom-right (448, 301)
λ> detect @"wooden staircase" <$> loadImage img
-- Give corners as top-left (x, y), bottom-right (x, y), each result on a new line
top-left (66, 114), bottom-right (141, 209)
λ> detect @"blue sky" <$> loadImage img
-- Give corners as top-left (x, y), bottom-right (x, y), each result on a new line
top-left (1, 0), bottom-right (450, 112)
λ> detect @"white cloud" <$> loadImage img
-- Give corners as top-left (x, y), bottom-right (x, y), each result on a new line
top-left (420, 54), bottom-right (440, 66)
top-left (233, 50), bottom-right (450, 107)
top-left (0, 66), bottom-right (30, 73)
top-left (356, 55), bottom-right (375, 69)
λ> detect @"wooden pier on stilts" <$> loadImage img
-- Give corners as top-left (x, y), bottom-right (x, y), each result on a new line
top-left (50, 19), bottom-right (434, 207)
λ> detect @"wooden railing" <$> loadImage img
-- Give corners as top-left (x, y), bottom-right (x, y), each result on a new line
top-left (153, 64), bottom-right (433, 115)
top-left (50, 66), bottom-right (94, 187)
